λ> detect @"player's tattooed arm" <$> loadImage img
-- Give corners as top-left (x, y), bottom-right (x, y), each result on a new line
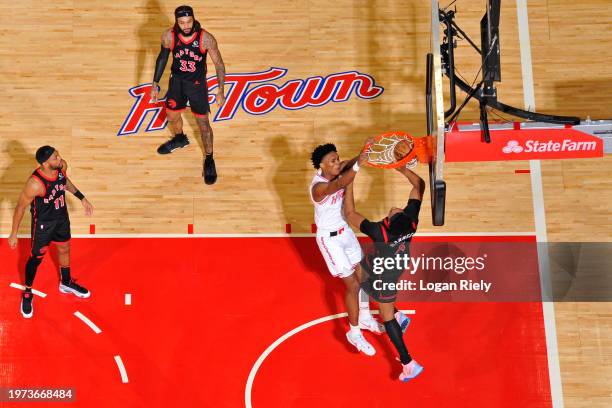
top-left (204, 31), bottom-right (226, 106)
top-left (61, 160), bottom-right (94, 216)
top-left (343, 183), bottom-right (366, 228)
top-left (59, 160), bottom-right (75, 194)
top-left (7, 177), bottom-right (43, 248)
top-left (65, 178), bottom-right (77, 195)
top-left (161, 28), bottom-right (173, 48)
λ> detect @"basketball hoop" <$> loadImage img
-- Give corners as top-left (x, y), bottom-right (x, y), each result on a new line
top-left (362, 131), bottom-right (431, 169)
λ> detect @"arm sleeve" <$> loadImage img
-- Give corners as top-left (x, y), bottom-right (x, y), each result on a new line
top-left (403, 198), bottom-right (422, 221)
top-left (359, 219), bottom-right (380, 240)
top-left (153, 46), bottom-right (170, 83)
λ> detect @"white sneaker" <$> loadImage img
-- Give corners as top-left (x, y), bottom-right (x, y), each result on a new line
top-left (358, 316), bottom-right (385, 334)
top-left (346, 330), bottom-right (376, 356)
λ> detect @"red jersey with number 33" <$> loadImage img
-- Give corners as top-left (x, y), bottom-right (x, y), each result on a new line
top-left (170, 28), bottom-right (208, 81)
top-left (30, 168), bottom-right (68, 222)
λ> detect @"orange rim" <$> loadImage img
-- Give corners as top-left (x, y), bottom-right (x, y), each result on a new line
top-left (363, 132), bottom-right (431, 169)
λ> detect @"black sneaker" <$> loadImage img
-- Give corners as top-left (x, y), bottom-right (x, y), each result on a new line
top-left (203, 155), bottom-right (217, 185)
top-left (157, 133), bottom-right (190, 154)
top-left (21, 289), bottom-right (33, 318)
top-left (59, 280), bottom-right (91, 299)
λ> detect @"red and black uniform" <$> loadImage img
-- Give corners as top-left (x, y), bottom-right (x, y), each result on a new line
top-left (359, 199), bottom-right (421, 303)
top-left (165, 28), bottom-right (210, 116)
top-left (30, 168), bottom-right (71, 258)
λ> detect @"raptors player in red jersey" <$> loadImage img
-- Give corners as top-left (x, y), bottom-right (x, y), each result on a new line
top-left (7, 146), bottom-right (94, 318)
top-left (150, 5), bottom-right (226, 185)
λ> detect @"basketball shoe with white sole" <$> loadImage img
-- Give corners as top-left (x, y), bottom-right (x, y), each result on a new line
top-left (346, 330), bottom-right (376, 356)
top-left (21, 289), bottom-right (33, 318)
top-left (59, 280), bottom-right (91, 298)
top-left (358, 315), bottom-right (385, 334)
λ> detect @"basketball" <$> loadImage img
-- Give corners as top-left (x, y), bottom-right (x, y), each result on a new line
top-left (394, 139), bottom-right (414, 161)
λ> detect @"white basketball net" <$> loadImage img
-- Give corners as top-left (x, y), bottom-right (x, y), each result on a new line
top-left (365, 133), bottom-right (411, 165)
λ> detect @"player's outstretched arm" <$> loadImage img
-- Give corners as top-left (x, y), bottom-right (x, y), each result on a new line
top-left (150, 29), bottom-right (173, 103)
top-left (395, 166), bottom-right (425, 201)
top-left (338, 157), bottom-right (358, 174)
top-left (312, 139), bottom-right (371, 202)
top-left (62, 161), bottom-right (94, 217)
top-left (343, 182), bottom-right (366, 229)
top-left (312, 152), bottom-right (367, 202)
top-left (204, 31), bottom-right (226, 107)
top-left (7, 178), bottom-right (42, 249)
top-left (338, 137), bottom-right (374, 176)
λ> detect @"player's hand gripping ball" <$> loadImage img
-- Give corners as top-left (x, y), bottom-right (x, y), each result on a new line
top-left (393, 139), bottom-right (414, 161)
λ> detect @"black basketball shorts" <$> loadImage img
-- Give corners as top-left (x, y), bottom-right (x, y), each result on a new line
top-left (30, 217), bottom-right (71, 258)
top-left (164, 76), bottom-right (211, 116)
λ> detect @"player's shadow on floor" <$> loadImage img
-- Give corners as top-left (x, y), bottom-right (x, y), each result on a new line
top-left (0, 140), bottom-right (38, 281)
top-left (267, 136), bottom-right (352, 343)
top-left (134, 0), bottom-right (172, 86)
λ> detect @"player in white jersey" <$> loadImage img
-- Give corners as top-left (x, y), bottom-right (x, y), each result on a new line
top-left (309, 142), bottom-right (383, 356)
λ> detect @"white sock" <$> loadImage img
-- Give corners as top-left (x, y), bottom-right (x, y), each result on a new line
top-left (349, 324), bottom-right (361, 335)
top-left (358, 289), bottom-right (371, 319)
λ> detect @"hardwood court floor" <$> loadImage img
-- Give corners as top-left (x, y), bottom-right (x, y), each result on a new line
top-left (0, 0), bottom-right (610, 406)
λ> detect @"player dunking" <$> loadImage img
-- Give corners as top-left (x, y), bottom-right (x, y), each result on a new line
top-left (310, 142), bottom-right (385, 356)
top-left (344, 165), bottom-right (425, 382)
top-left (7, 146), bottom-right (94, 318)
top-left (150, 5), bottom-right (226, 185)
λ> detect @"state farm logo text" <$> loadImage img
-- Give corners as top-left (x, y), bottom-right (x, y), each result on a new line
top-left (502, 139), bottom-right (597, 154)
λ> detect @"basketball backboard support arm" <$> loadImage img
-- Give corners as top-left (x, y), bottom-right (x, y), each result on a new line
top-left (440, 10), bottom-right (457, 117)
top-left (481, 0), bottom-right (501, 102)
top-left (438, 3), bottom-right (580, 138)
top-left (452, 74), bottom-right (580, 125)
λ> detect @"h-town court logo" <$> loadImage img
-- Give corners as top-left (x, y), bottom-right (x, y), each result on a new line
top-left (118, 67), bottom-right (384, 136)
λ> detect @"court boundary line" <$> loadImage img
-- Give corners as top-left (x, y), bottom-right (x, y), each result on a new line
top-left (2, 232), bottom-right (536, 239)
top-left (516, 1), bottom-right (564, 406)
top-left (113, 355), bottom-right (129, 384)
top-left (74, 311), bottom-right (102, 334)
top-left (9, 282), bottom-right (47, 298)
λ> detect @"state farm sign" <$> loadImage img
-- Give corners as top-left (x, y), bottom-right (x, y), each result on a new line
top-left (445, 124), bottom-right (603, 162)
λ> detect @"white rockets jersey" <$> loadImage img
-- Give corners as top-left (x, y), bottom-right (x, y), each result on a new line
top-left (309, 172), bottom-right (348, 231)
